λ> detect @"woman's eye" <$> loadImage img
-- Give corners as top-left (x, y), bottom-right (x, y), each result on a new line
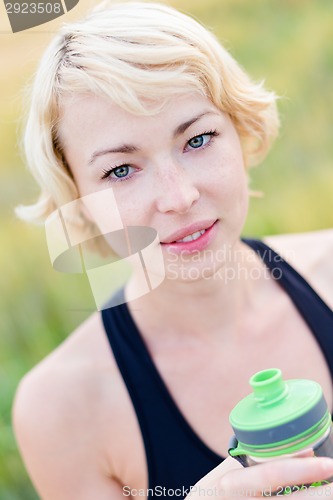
top-left (186, 131), bottom-right (217, 151)
top-left (113, 165), bottom-right (130, 178)
top-left (101, 164), bottom-right (134, 182)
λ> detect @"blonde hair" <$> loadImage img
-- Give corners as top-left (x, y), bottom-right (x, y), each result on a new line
top-left (16, 1), bottom-right (279, 252)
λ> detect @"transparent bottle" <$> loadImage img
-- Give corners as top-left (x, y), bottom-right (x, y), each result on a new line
top-left (228, 368), bottom-right (333, 493)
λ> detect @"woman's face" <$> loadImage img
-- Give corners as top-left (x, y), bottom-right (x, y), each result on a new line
top-left (59, 92), bottom-right (249, 280)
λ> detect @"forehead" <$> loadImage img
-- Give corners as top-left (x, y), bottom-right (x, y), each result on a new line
top-left (58, 92), bottom-right (221, 147)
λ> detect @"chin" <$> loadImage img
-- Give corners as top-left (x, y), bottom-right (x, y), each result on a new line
top-left (164, 256), bottom-right (227, 283)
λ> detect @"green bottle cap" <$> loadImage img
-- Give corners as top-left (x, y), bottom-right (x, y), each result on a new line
top-left (229, 368), bottom-right (329, 457)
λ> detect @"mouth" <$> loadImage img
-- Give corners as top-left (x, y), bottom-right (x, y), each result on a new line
top-left (174, 228), bottom-right (206, 243)
top-left (160, 219), bottom-right (219, 253)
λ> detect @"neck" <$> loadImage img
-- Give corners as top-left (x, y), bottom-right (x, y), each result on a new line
top-left (125, 239), bottom-right (271, 343)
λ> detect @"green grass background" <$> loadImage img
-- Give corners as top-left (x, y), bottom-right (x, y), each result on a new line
top-left (1, 0), bottom-right (333, 497)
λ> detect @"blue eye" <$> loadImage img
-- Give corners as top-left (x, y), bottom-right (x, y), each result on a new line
top-left (113, 165), bottom-right (130, 178)
top-left (101, 164), bottom-right (134, 182)
top-left (188, 135), bottom-right (206, 148)
top-left (186, 130), bottom-right (218, 151)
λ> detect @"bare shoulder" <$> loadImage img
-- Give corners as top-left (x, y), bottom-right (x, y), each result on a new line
top-left (12, 312), bottom-right (125, 499)
top-left (263, 228), bottom-right (333, 310)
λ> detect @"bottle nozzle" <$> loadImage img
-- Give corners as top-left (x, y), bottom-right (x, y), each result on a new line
top-left (250, 368), bottom-right (288, 407)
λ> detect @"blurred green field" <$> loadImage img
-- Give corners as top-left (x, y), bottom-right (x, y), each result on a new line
top-left (1, 0), bottom-right (333, 497)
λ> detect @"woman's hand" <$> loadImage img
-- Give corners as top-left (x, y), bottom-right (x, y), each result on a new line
top-left (185, 456), bottom-right (333, 498)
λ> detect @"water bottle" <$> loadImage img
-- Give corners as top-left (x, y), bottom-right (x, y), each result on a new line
top-left (228, 368), bottom-right (333, 494)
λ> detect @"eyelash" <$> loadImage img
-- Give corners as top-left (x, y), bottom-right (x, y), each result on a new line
top-left (101, 164), bottom-right (133, 183)
top-left (185, 129), bottom-right (218, 152)
top-left (100, 129), bottom-right (219, 183)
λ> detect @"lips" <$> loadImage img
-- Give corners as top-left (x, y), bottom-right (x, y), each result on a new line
top-left (175, 228), bottom-right (206, 243)
top-left (161, 219), bottom-right (217, 244)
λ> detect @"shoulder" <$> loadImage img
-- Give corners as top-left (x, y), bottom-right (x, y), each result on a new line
top-left (263, 228), bottom-right (333, 310)
top-left (12, 311), bottom-right (125, 497)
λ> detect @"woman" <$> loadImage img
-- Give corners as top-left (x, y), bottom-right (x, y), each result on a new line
top-left (13, 2), bottom-right (333, 498)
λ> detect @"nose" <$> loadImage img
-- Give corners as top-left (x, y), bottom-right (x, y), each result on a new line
top-left (154, 162), bottom-right (200, 214)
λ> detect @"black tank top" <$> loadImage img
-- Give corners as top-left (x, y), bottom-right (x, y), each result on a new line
top-left (101, 239), bottom-right (333, 497)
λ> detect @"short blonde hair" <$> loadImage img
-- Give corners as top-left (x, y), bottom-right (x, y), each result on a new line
top-left (16, 1), bottom-right (279, 250)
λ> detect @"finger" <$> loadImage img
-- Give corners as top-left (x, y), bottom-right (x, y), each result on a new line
top-left (190, 455), bottom-right (243, 488)
top-left (185, 457), bottom-right (243, 498)
top-left (220, 457), bottom-right (333, 496)
top-left (290, 482), bottom-right (333, 499)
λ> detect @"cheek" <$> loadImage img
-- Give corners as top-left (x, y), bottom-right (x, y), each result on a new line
top-left (111, 187), bottom-right (149, 227)
top-left (206, 149), bottom-right (248, 202)
top-left (205, 145), bottom-right (249, 228)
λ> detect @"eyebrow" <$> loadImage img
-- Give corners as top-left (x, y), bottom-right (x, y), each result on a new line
top-left (88, 143), bottom-right (139, 165)
top-left (87, 110), bottom-right (219, 165)
top-left (173, 111), bottom-right (218, 137)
